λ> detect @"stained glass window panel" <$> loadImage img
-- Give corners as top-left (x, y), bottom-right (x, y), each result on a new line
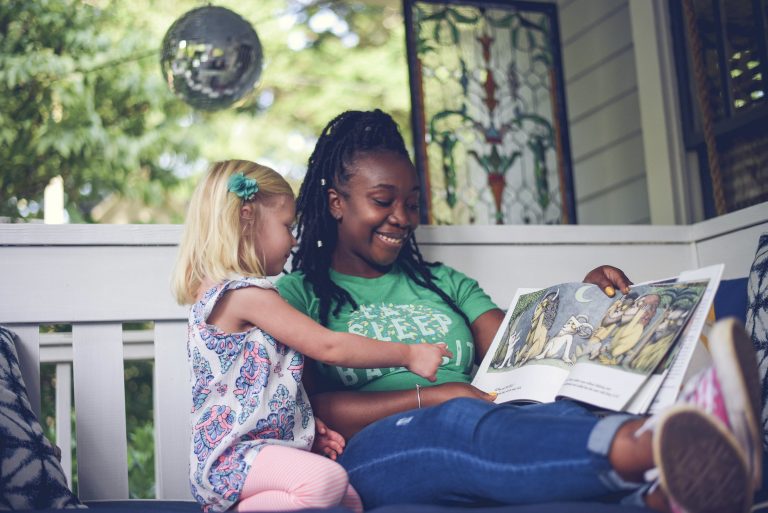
top-left (405, 1), bottom-right (575, 225)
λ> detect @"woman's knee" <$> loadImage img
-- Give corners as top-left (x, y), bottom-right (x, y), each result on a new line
top-left (437, 397), bottom-right (494, 417)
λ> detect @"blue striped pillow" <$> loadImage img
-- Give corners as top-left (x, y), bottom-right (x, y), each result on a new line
top-left (746, 233), bottom-right (768, 451)
top-left (0, 326), bottom-right (83, 510)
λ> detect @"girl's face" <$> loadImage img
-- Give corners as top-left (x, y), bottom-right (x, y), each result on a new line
top-left (252, 194), bottom-right (297, 276)
top-left (328, 151), bottom-right (420, 277)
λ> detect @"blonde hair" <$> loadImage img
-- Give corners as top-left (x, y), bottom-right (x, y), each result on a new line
top-left (171, 159), bottom-right (294, 305)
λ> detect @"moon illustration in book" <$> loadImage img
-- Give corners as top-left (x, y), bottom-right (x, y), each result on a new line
top-left (574, 285), bottom-right (594, 303)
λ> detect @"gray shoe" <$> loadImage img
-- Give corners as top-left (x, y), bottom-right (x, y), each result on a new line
top-left (654, 405), bottom-right (751, 513)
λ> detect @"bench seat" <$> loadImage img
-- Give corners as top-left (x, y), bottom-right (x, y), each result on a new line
top-left (1, 202), bottom-right (766, 510)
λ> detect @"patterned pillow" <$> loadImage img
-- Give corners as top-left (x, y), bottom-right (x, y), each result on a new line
top-left (0, 325), bottom-right (83, 509)
top-left (746, 233), bottom-right (768, 451)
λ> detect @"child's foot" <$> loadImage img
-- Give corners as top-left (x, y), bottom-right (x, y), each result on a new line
top-left (677, 318), bottom-right (762, 487)
top-left (653, 405), bottom-right (751, 513)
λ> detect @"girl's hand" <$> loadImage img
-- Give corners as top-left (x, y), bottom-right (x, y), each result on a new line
top-left (312, 417), bottom-right (346, 460)
top-left (420, 382), bottom-right (497, 407)
top-left (406, 343), bottom-right (452, 382)
top-left (583, 265), bottom-right (633, 297)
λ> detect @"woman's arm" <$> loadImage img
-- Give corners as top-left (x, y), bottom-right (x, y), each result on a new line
top-left (307, 375), bottom-right (495, 439)
top-left (470, 308), bottom-right (506, 363)
top-left (303, 304), bottom-right (500, 440)
top-left (302, 356), bottom-right (418, 438)
top-left (583, 265), bottom-right (633, 296)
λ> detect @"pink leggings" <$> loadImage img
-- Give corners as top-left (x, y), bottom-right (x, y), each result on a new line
top-left (234, 445), bottom-right (363, 512)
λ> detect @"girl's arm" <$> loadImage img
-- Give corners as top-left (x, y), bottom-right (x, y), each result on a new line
top-left (311, 417), bottom-right (345, 460)
top-left (226, 286), bottom-right (450, 380)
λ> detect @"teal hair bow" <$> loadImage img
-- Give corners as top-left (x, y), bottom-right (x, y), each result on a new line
top-left (227, 172), bottom-right (259, 201)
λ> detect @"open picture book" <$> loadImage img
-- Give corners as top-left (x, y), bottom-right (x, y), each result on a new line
top-left (472, 265), bottom-right (723, 414)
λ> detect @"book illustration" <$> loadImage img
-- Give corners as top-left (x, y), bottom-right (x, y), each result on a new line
top-left (491, 289), bottom-right (596, 370)
top-left (489, 281), bottom-right (706, 376)
top-left (625, 287), bottom-right (702, 373)
top-left (591, 290), bottom-right (656, 368)
top-left (581, 284), bottom-right (705, 371)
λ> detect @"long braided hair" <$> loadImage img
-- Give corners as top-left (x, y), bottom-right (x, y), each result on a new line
top-left (293, 109), bottom-right (471, 328)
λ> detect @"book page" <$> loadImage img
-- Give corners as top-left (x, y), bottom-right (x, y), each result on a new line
top-left (557, 279), bottom-right (709, 411)
top-left (625, 332), bottom-right (712, 414)
top-left (472, 288), bottom-right (558, 403)
top-left (558, 362), bottom-right (649, 410)
top-left (645, 265), bottom-right (722, 413)
top-left (473, 283), bottom-right (618, 404)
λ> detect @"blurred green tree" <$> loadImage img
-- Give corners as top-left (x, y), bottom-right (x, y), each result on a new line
top-left (0, 0), bottom-right (200, 222)
top-left (0, 0), bottom-right (411, 223)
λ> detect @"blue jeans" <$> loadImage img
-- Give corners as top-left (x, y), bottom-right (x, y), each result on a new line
top-left (339, 398), bottom-right (641, 508)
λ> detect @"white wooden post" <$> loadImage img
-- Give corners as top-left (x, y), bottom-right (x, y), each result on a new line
top-left (55, 362), bottom-right (73, 489)
top-left (629, 0), bottom-right (696, 224)
top-left (153, 321), bottom-right (192, 500)
top-left (72, 323), bottom-right (129, 500)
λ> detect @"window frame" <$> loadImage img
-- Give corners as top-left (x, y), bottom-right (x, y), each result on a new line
top-left (403, 0), bottom-right (576, 225)
top-left (668, 0), bottom-right (768, 218)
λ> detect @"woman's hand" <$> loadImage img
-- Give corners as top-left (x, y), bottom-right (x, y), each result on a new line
top-left (406, 343), bottom-right (453, 382)
top-left (420, 382), bottom-right (497, 408)
top-left (583, 265), bottom-right (633, 297)
top-left (312, 417), bottom-right (346, 460)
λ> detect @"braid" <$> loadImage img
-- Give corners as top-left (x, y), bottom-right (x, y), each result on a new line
top-left (293, 112), bottom-right (354, 325)
top-left (293, 109), bottom-right (470, 329)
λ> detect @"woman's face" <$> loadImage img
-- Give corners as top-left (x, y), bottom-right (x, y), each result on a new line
top-left (329, 151), bottom-right (420, 277)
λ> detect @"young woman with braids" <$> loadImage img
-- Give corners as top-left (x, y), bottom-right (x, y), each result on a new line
top-left (276, 109), bottom-right (760, 513)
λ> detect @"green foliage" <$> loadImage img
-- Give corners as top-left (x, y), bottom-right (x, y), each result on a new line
top-left (127, 421), bottom-right (155, 499)
top-left (40, 363), bottom-right (57, 446)
top-left (124, 360), bottom-right (154, 433)
top-left (1, 0), bottom-right (411, 222)
top-left (0, 0), bottom-right (200, 221)
top-left (40, 362), bottom-right (78, 494)
top-left (124, 359), bottom-right (155, 498)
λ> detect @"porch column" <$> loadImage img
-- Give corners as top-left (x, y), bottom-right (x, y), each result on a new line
top-left (629, 0), bottom-right (698, 224)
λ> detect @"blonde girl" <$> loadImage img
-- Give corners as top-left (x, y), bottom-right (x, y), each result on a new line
top-left (172, 160), bottom-right (449, 513)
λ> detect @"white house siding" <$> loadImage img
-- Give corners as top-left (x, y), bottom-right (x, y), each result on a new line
top-left (556, 0), bottom-right (651, 224)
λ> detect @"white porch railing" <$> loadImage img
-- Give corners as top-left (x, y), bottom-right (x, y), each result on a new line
top-left (39, 329), bottom-right (157, 490)
top-left (1, 201), bottom-right (766, 502)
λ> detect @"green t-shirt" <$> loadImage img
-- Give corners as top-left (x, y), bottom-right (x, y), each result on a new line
top-left (277, 264), bottom-right (498, 392)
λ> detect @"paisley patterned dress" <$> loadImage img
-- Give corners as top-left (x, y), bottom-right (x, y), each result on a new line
top-left (187, 277), bottom-right (314, 512)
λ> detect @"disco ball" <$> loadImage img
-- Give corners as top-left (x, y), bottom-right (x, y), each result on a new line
top-left (160, 6), bottom-right (263, 111)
